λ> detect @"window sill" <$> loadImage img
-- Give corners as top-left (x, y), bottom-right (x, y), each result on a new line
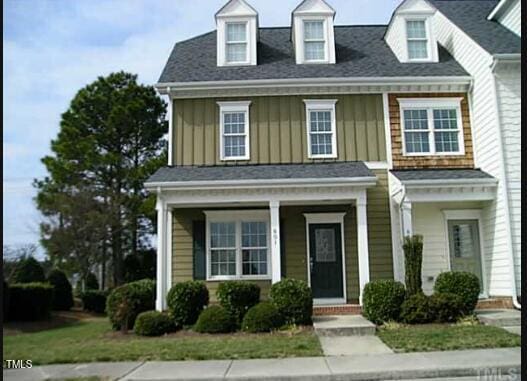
top-left (206, 275), bottom-right (272, 282)
top-left (402, 152), bottom-right (465, 157)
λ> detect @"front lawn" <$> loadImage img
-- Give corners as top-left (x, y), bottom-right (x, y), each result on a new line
top-left (377, 324), bottom-right (521, 353)
top-left (3, 315), bottom-right (322, 365)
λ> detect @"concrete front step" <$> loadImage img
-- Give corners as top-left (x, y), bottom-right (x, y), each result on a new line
top-left (313, 315), bottom-right (376, 336)
top-left (476, 309), bottom-right (521, 328)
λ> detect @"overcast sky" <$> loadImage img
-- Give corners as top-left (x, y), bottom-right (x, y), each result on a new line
top-left (3, 0), bottom-right (401, 255)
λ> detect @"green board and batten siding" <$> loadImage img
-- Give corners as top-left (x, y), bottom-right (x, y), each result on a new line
top-left (173, 95), bottom-right (387, 166)
top-left (171, 171), bottom-right (393, 303)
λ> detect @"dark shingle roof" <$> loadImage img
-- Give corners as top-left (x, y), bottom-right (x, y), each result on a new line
top-left (147, 162), bottom-right (375, 183)
top-left (391, 168), bottom-right (496, 182)
top-left (158, 26), bottom-right (468, 83)
top-left (429, 0), bottom-right (521, 55)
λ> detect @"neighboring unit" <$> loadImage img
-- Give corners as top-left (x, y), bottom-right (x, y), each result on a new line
top-left (146, 0), bottom-right (521, 311)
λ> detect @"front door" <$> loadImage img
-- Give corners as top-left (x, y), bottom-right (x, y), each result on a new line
top-left (447, 219), bottom-right (483, 290)
top-left (309, 223), bottom-right (344, 299)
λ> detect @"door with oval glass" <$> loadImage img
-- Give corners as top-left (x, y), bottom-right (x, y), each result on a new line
top-left (309, 223), bottom-right (343, 300)
top-left (447, 219), bottom-right (483, 290)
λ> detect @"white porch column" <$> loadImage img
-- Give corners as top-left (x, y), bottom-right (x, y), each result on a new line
top-left (155, 197), bottom-right (168, 311)
top-left (357, 194), bottom-right (370, 305)
top-left (401, 200), bottom-right (413, 237)
top-left (269, 201), bottom-right (281, 283)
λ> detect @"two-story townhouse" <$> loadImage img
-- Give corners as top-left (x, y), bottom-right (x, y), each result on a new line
top-left (146, 0), bottom-right (520, 312)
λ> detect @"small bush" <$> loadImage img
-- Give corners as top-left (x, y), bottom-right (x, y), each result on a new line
top-left (362, 280), bottom-right (406, 324)
top-left (8, 283), bottom-right (54, 321)
top-left (217, 281), bottom-right (260, 325)
top-left (403, 235), bottom-right (424, 297)
top-left (242, 301), bottom-right (283, 333)
top-left (47, 269), bottom-right (74, 311)
top-left (400, 293), bottom-right (433, 324)
top-left (134, 310), bottom-right (175, 336)
top-left (194, 305), bottom-right (235, 333)
top-left (434, 271), bottom-right (480, 315)
top-left (106, 279), bottom-right (155, 330)
top-left (10, 257), bottom-right (46, 283)
top-left (429, 292), bottom-right (464, 323)
top-left (167, 281), bottom-right (209, 327)
top-left (269, 279), bottom-right (312, 325)
top-left (80, 290), bottom-right (109, 313)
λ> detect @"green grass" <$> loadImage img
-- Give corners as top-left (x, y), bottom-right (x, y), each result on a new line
top-left (377, 324), bottom-right (521, 353)
top-left (3, 318), bottom-right (322, 365)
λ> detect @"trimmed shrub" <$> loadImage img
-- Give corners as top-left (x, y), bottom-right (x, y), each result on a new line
top-left (47, 269), bottom-right (74, 311)
top-left (269, 279), bottom-right (312, 325)
top-left (400, 293), bottom-right (433, 324)
top-left (362, 280), bottom-right (406, 324)
top-left (194, 305), bottom-right (235, 333)
top-left (106, 279), bottom-right (155, 330)
top-left (85, 272), bottom-right (99, 290)
top-left (10, 257), bottom-right (46, 284)
top-left (429, 292), bottom-right (464, 323)
top-left (167, 281), bottom-right (209, 327)
top-left (3, 279), bottom-right (9, 322)
top-left (8, 282), bottom-right (54, 321)
top-left (80, 290), bottom-right (109, 313)
top-left (434, 271), bottom-right (480, 315)
top-left (216, 281), bottom-right (260, 325)
top-left (134, 310), bottom-right (175, 336)
top-left (403, 235), bottom-right (423, 297)
top-left (242, 301), bottom-right (283, 333)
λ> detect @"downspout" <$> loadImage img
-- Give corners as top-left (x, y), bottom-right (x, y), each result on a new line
top-left (489, 58), bottom-right (521, 310)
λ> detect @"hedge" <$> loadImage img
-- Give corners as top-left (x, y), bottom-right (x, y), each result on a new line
top-left (80, 290), bottom-right (109, 313)
top-left (8, 282), bottom-right (54, 321)
top-left (216, 281), bottom-right (260, 325)
top-left (403, 235), bottom-right (423, 297)
top-left (269, 279), bottom-right (312, 325)
top-left (47, 269), bottom-right (74, 311)
top-left (134, 310), bottom-right (174, 336)
top-left (434, 271), bottom-right (480, 315)
top-left (10, 257), bottom-right (46, 284)
top-left (167, 281), bottom-right (209, 327)
top-left (241, 301), bottom-right (283, 333)
top-left (400, 293), bottom-right (433, 324)
top-left (362, 280), bottom-right (406, 324)
top-left (106, 279), bottom-right (155, 330)
top-left (194, 305), bottom-right (235, 333)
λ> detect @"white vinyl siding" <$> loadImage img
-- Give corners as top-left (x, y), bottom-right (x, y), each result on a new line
top-left (496, 0), bottom-right (521, 36)
top-left (433, 10), bottom-right (519, 297)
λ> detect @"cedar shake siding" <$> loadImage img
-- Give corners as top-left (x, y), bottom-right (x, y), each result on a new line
top-left (171, 170), bottom-right (393, 304)
top-left (389, 93), bottom-right (475, 169)
top-left (172, 94), bottom-right (387, 166)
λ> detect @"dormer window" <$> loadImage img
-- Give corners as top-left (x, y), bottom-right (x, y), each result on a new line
top-left (215, 0), bottom-right (258, 67)
top-left (304, 20), bottom-right (326, 61)
top-left (226, 22), bottom-right (248, 63)
top-left (292, 0), bottom-right (336, 65)
top-left (406, 20), bottom-right (428, 60)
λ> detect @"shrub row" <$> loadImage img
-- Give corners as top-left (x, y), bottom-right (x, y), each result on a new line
top-left (363, 271), bottom-right (480, 325)
top-left (8, 283), bottom-right (54, 321)
top-left (80, 290), bottom-right (109, 313)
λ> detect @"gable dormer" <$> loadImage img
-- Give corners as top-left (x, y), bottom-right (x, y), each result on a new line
top-left (291, 0), bottom-right (336, 65)
top-left (215, 0), bottom-right (258, 67)
top-left (385, 0), bottom-right (439, 63)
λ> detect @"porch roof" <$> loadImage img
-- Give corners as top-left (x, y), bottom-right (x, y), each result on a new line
top-left (390, 168), bottom-right (496, 185)
top-left (146, 162), bottom-right (376, 188)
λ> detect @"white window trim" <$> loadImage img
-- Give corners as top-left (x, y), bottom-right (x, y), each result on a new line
top-left (304, 99), bottom-right (338, 159)
top-left (225, 21), bottom-right (249, 65)
top-left (204, 210), bottom-right (271, 281)
top-left (404, 17), bottom-right (435, 62)
top-left (303, 19), bottom-right (327, 63)
top-left (217, 101), bottom-right (251, 161)
top-left (398, 98), bottom-right (465, 157)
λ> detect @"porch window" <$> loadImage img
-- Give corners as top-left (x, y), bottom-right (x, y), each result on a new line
top-left (406, 20), bottom-right (429, 60)
top-left (205, 211), bottom-right (270, 280)
top-left (225, 22), bottom-right (248, 64)
top-left (399, 98), bottom-right (465, 156)
top-left (304, 99), bottom-right (338, 159)
top-left (217, 101), bottom-right (251, 161)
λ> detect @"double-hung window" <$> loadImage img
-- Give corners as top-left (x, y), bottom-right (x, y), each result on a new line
top-left (218, 101), bottom-right (251, 161)
top-left (206, 211), bottom-right (270, 280)
top-left (304, 100), bottom-right (338, 158)
top-left (406, 20), bottom-right (429, 60)
top-left (399, 98), bottom-right (465, 156)
top-left (303, 20), bottom-right (326, 62)
top-left (226, 22), bottom-right (248, 64)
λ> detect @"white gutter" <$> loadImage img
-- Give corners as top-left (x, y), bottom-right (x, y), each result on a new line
top-left (155, 76), bottom-right (473, 93)
top-left (400, 178), bottom-right (498, 188)
top-left (145, 176), bottom-right (377, 191)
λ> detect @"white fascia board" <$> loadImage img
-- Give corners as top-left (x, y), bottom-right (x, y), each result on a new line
top-left (156, 76), bottom-right (472, 93)
top-left (145, 177), bottom-right (377, 191)
top-left (401, 178), bottom-right (498, 188)
top-left (487, 0), bottom-right (511, 20)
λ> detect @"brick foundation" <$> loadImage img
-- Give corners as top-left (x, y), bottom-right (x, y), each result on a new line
top-left (313, 304), bottom-right (362, 315)
top-left (476, 298), bottom-right (515, 310)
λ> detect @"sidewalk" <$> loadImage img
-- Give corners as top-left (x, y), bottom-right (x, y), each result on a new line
top-left (3, 347), bottom-right (520, 381)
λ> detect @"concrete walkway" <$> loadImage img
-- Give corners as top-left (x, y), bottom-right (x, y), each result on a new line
top-left (476, 309), bottom-right (522, 335)
top-left (3, 347), bottom-right (520, 381)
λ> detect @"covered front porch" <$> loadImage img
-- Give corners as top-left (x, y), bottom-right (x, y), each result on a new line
top-left (389, 169), bottom-right (498, 296)
top-left (145, 162), bottom-right (382, 311)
